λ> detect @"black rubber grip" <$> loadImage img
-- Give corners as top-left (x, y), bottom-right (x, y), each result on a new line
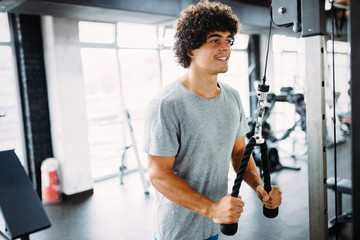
top-left (220, 223), bottom-right (238, 236)
top-left (260, 141), bottom-right (279, 218)
top-left (275, 95), bottom-right (288, 102)
top-left (258, 83), bottom-right (270, 92)
top-left (263, 205), bottom-right (278, 218)
top-left (220, 138), bottom-right (256, 236)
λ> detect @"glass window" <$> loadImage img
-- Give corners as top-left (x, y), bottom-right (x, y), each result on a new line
top-left (81, 48), bottom-right (120, 95)
top-left (0, 13), bottom-right (24, 165)
top-left (273, 52), bottom-right (305, 94)
top-left (117, 22), bottom-right (157, 49)
top-left (232, 34), bottom-right (249, 50)
top-left (0, 44), bottom-right (24, 163)
top-left (162, 28), bottom-right (175, 47)
top-left (271, 35), bottom-right (306, 135)
top-left (81, 48), bottom-right (124, 179)
top-left (160, 49), bottom-right (186, 87)
top-left (80, 21), bottom-right (250, 180)
top-left (118, 49), bottom-right (161, 119)
top-left (0, 13), bottom-right (10, 42)
top-left (273, 34), bottom-right (303, 53)
top-left (219, 51), bottom-right (250, 117)
top-left (79, 21), bottom-right (115, 44)
top-left (326, 40), bottom-right (349, 54)
top-left (326, 41), bottom-right (351, 114)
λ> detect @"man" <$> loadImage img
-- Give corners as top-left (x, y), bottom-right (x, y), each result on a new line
top-left (143, 1), bottom-right (282, 239)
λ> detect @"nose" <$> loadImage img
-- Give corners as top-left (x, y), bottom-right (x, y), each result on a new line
top-left (219, 40), bottom-right (231, 51)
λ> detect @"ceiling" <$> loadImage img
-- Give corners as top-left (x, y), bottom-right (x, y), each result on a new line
top-left (236, 0), bottom-right (270, 7)
top-left (0, 0), bottom-right (348, 38)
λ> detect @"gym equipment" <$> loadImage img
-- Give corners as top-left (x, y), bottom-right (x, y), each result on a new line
top-left (221, 82), bottom-right (278, 236)
top-left (247, 87), bottom-right (304, 174)
top-left (0, 150), bottom-right (51, 240)
top-left (118, 107), bottom-right (149, 195)
top-left (338, 112), bottom-right (351, 135)
top-left (327, 177), bottom-right (352, 229)
top-left (220, 138), bottom-right (278, 236)
top-left (221, 19), bottom-right (278, 236)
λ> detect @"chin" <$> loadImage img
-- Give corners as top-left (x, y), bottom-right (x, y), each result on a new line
top-left (218, 68), bottom-right (228, 73)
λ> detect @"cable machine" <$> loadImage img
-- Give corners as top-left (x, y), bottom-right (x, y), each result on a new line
top-left (220, 1), bottom-right (342, 239)
top-left (264, 1), bottom-right (345, 239)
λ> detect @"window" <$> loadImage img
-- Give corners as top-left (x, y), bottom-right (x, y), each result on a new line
top-left (219, 50), bottom-right (250, 117)
top-left (79, 21), bottom-right (250, 180)
top-left (0, 13), bottom-right (25, 165)
top-left (117, 22), bottom-right (157, 49)
top-left (79, 21), bottom-right (115, 44)
top-left (267, 34), bottom-right (307, 158)
top-left (79, 21), bottom-right (162, 180)
top-left (160, 49), bottom-right (186, 87)
top-left (118, 49), bottom-right (160, 119)
top-left (271, 34), bottom-right (306, 134)
top-left (326, 40), bottom-right (351, 114)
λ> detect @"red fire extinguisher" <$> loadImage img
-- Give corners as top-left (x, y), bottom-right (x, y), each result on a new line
top-left (41, 158), bottom-right (61, 203)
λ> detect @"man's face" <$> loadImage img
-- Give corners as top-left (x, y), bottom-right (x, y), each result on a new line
top-left (190, 31), bottom-right (233, 75)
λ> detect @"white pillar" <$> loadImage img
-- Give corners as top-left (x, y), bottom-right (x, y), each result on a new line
top-left (41, 16), bottom-right (93, 196)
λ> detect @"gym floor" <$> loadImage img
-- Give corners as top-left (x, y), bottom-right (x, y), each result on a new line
top-left (29, 136), bottom-right (352, 240)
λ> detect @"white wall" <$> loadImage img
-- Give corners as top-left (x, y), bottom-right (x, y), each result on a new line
top-left (41, 16), bottom-right (93, 196)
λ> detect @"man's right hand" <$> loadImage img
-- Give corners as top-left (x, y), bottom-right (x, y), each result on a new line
top-left (209, 194), bottom-right (244, 224)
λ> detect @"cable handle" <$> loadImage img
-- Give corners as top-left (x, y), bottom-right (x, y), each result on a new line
top-left (260, 141), bottom-right (279, 218)
top-left (220, 138), bottom-right (256, 236)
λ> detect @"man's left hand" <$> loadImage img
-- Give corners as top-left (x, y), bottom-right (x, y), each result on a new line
top-left (255, 185), bottom-right (282, 209)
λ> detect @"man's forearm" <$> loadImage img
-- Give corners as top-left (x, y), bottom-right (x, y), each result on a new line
top-left (150, 170), bottom-right (216, 219)
top-left (243, 156), bottom-right (263, 191)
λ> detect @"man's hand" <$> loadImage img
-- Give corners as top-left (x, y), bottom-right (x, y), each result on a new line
top-left (255, 185), bottom-right (282, 209)
top-left (209, 194), bottom-right (245, 224)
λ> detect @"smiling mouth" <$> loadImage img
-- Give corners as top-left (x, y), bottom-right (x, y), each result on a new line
top-left (216, 56), bottom-right (228, 61)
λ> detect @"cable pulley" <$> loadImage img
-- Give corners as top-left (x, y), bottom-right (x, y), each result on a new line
top-left (220, 8), bottom-right (278, 236)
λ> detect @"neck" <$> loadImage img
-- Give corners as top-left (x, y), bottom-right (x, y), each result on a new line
top-left (180, 68), bottom-right (220, 99)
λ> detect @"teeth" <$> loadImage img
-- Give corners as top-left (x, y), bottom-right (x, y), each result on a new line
top-left (217, 57), bottom-right (227, 60)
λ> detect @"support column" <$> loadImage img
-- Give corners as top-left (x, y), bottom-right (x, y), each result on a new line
top-left (350, 0), bottom-right (360, 238)
top-left (41, 16), bottom-right (93, 199)
top-left (304, 36), bottom-right (328, 240)
top-left (9, 14), bottom-right (54, 197)
top-left (247, 35), bottom-right (261, 120)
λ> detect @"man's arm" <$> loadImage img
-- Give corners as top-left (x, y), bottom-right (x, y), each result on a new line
top-left (231, 136), bottom-right (282, 209)
top-left (148, 154), bottom-right (244, 224)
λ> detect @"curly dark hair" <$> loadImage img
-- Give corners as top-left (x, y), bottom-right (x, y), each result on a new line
top-left (174, 0), bottom-right (239, 68)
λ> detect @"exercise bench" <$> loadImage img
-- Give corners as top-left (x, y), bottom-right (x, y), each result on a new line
top-left (0, 150), bottom-right (51, 240)
top-left (326, 176), bottom-right (352, 229)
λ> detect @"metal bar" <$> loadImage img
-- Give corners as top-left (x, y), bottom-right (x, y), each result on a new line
top-left (350, 0), bottom-right (360, 238)
top-left (0, 230), bottom-right (11, 240)
top-left (304, 36), bottom-right (328, 240)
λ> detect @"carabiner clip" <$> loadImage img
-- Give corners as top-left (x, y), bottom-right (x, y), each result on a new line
top-left (254, 84), bottom-right (269, 144)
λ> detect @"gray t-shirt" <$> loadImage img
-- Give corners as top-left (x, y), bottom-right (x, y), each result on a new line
top-left (143, 79), bottom-right (249, 240)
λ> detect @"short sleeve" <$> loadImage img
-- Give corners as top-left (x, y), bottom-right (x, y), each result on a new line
top-left (234, 92), bottom-right (250, 138)
top-left (143, 99), bottom-right (180, 157)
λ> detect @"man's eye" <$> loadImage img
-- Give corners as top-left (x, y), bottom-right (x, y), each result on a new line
top-left (227, 39), bottom-right (234, 46)
top-left (211, 39), bottom-right (218, 43)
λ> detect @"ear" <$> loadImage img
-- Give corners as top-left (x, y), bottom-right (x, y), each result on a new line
top-left (187, 49), bottom-right (193, 57)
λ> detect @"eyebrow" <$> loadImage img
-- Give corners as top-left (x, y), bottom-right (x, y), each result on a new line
top-left (207, 33), bottom-right (234, 39)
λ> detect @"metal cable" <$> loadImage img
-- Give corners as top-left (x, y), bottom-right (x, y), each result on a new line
top-left (331, 1), bottom-right (339, 236)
